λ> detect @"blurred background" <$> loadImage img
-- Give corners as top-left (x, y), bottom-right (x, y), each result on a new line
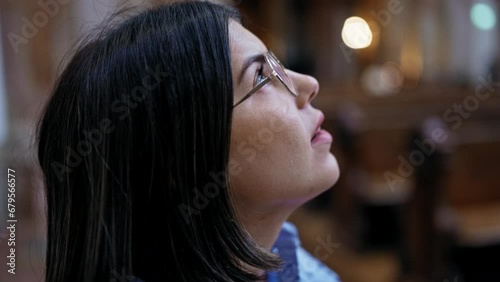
top-left (0, 0), bottom-right (499, 281)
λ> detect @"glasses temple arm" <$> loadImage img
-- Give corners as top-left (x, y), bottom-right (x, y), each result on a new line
top-left (233, 76), bottom-right (272, 108)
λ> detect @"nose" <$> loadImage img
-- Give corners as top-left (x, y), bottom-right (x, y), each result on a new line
top-left (288, 70), bottom-right (320, 109)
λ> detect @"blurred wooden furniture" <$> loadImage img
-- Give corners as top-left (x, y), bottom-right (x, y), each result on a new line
top-left (316, 85), bottom-right (500, 281)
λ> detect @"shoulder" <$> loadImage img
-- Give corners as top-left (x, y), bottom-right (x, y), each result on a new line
top-left (271, 221), bottom-right (341, 282)
top-left (296, 246), bottom-right (341, 282)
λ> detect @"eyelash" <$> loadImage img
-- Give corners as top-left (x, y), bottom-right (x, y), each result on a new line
top-left (255, 63), bottom-right (265, 86)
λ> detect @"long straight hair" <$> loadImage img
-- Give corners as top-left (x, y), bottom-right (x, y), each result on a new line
top-left (37, 2), bottom-right (280, 281)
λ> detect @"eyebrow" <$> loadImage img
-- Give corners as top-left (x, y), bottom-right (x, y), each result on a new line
top-left (237, 53), bottom-right (266, 85)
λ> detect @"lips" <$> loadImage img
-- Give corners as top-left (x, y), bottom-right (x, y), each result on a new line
top-left (311, 112), bottom-right (333, 146)
top-left (312, 127), bottom-right (321, 140)
top-left (311, 112), bottom-right (325, 141)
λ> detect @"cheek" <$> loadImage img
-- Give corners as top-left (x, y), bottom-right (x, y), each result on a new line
top-left (229, 110), bottom-right (311, 203)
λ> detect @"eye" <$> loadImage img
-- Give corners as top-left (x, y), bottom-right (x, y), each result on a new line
top-left (255, 63), bottom-right (266, 86)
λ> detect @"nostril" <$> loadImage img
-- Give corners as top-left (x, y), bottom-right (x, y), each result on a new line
top-left (307, 76), bottom-right (320, 103)
top-left (297, 74), bottom-right (318, 96)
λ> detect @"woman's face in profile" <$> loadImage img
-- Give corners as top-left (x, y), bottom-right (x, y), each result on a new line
top-left (228, 21), bottom-right (340, 214)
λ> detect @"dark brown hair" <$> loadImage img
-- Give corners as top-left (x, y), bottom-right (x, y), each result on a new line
top-left (37, 1), bottom-right (280, 281)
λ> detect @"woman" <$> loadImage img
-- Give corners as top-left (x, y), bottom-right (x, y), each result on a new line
top-left (37, 1), bottom-right (340, 281)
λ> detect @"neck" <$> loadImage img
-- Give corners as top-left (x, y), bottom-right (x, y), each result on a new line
top-left (236, 204), bottom-right (295, 250)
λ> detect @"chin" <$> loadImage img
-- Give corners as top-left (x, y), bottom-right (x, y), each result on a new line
top-left (291, 160), bottom-right (339, 206)
top-left (276, 154), bottom-right (340, 208)
top-left (318, 153), bottom-right (340, 191)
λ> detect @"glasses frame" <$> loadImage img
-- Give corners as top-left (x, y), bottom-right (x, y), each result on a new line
top-left (233, 51), bottom-right (298, 108)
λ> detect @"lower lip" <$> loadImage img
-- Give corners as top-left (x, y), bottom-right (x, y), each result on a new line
top-left (311, 129), bottom-right (333, 146)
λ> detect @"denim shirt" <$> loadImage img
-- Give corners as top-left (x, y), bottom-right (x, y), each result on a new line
top-left (266, 222), bottom-right (341, 282)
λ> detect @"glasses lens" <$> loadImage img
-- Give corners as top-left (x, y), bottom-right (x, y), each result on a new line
top-left (268, 52), bottom-right (297, 95)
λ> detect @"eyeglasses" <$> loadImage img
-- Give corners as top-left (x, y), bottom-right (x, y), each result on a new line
top-left (233, 51), bottom-right (298, 108)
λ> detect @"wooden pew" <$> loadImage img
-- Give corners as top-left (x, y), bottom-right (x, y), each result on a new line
top-left (316, 86), bottom-right (500, 281)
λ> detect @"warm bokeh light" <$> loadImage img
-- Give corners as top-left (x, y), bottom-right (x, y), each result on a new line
top-left (380, 62), bottom-right (404, 90)
top-left (361, 64), bottom-right (402, 96)
top-left (400, 40), bottom-right (423, 89)
top-left (470, 3), bottom-right (497, 30)
top-left (341, 16), bottom-right (373, 49)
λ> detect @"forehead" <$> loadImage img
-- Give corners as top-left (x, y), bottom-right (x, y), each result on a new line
top-left (229, 21), bottom-right (267, 65)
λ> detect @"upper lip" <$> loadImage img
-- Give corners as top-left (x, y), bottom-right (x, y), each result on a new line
top-left (312, 112), bottom-right (325, 140)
